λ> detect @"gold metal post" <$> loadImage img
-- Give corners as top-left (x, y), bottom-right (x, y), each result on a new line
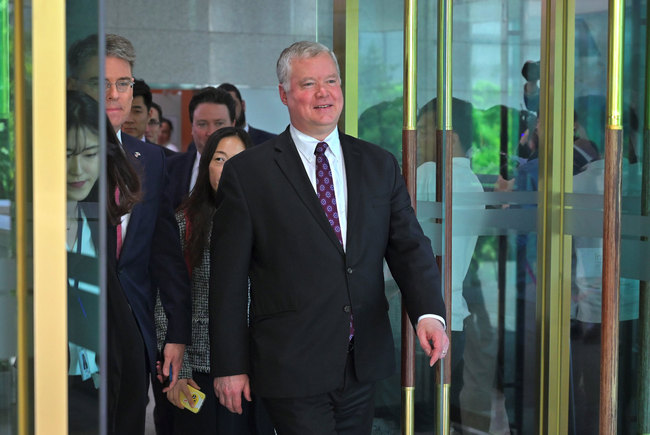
top-left (13, 0), bottom-right (29, 433)
top-left (401, 1), bottom-right (418, 434)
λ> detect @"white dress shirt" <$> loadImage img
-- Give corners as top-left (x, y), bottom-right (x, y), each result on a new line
top-left (189, 150), bottom-right (201, 193)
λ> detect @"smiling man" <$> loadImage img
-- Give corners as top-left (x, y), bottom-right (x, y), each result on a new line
top-left (210, 41), bottom-right (449, 435)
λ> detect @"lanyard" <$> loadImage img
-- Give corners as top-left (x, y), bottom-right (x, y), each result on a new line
top-left (72, 206), bottom-right (87, 318)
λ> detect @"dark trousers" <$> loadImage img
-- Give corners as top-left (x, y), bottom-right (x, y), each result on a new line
top-left (262, 350), bottom-right (375, 435)
top-left (152, 371), bottom-right (175, 435)
top-left (154, 370), bottom-right (275, 435)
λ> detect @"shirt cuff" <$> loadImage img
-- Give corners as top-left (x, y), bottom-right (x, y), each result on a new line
top-left (417, 314), bottom-right (446, 330)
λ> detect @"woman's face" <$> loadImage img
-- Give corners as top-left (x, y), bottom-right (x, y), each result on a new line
top-left (67, 127), bottom-right (100, 201)
top-left (209, 135), bottom-right (246, 191)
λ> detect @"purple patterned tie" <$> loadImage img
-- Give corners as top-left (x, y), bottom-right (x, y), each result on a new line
top-left (314, 142), bottom-right (354, 340)
top-left (314, 142), bottom-right (343, 245)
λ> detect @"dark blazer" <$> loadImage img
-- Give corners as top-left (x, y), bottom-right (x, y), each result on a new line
top-left (119, 132), bottom-right (191, 370)
top-left (247, 125), bottom-right (276, 146)
top-left (209, 127), bottom-right (444, 398)
top-left (166, 143), bottom-right (198, 210)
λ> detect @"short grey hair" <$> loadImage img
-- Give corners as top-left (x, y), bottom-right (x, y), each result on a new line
top-left (276, 41), bottom-right (340, 91)
top-left (68, 33), bottom-right (136, 77)
top-left (106, 34), bottom-right (136, 72)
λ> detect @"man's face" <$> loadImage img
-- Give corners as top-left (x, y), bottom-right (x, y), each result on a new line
top-left (278, 52), bottom-right (343, 140)
top-left (227, 91), bottom-right (246, 128)
top-left (191, 102), bottom-right (234, 154)
top-left (122, 95), bottom-right (149, 139)
top-left (145, 106), bottom-right (161, 143)
top-left (159, 121), bottom-right (172, 145)
top-left (68, 55), bottom-right (100, 100)
top-left (105, 56), bottom-right (134, 131)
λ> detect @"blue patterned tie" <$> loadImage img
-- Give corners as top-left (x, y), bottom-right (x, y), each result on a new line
top-left (314, 142), bottom-right (354, 340)
top-left (314, 142), bottom-right (343, 245)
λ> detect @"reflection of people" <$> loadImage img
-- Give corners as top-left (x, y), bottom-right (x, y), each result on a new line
top-left (66, 90), bottom-right (147, 434)
top-left (571, 155), bottom-right (640, 434)
top-left (67, 33), bottom-right (192, 413)
top-left (210, 41), bottom-right (448, 434)
top-left (415, 98), bottom-right (498, 432)
top-left (155, 127), bottom-right (273, 434)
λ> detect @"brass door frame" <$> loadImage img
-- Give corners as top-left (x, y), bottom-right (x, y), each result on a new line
top-left (32, 0), bottom-right (68, 432)
top-left (537, 0), bottom-right (575, 433)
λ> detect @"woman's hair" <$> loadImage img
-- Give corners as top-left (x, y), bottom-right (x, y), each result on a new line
top-left (181, 127), bottom-right (252, 269)
top-left (66, 90), bottom-right (141, 225)
top-left (106, 118), bottom-right (141, 224)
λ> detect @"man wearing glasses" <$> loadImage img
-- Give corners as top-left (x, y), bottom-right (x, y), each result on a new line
top-left (67, 33), bottom-right (192, 432)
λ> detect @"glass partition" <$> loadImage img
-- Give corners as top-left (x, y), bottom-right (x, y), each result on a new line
top-left (354, 0), bottom-right (542, 433)
top-left (66, 3), bottom-right (103, 433)
top-left (566, 2), bottom-right (647, 433)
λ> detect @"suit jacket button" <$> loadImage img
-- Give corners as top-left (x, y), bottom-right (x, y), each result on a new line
top-left (346, 267), bottom-right (353, 274)
top-left (343, 305), bottom-right (351, 313)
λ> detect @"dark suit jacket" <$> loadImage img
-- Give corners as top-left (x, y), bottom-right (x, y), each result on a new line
top-left (209, 127), bottom-right (444, 398)
top-left (247, 125), bottom-right (276, 146)
top-left (119, 132), bottom-right (191, 370)
top-left (166, 143), bottom-right (198, 210)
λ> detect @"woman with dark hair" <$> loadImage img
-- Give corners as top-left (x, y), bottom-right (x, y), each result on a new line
top-left (66, 90), bottom-right (145, 434)
top-left (155, 127), bottom-right (273, 433)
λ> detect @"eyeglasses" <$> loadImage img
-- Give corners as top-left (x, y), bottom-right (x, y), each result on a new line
top-left (148, 119), bottom-right (160, 126)
top-left (75, 78), bottom-right (134, 93)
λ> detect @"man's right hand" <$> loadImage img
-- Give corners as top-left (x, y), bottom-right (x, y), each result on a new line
top-left (213, 374), bottom-right (251, 414)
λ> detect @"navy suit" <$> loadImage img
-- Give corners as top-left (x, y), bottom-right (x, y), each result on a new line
top-left (247, 125), bottom-right (276, 146)
top-left (166, 142), bottom-right (198, 210)
top-left (119, 132), bottom-right (191, 371)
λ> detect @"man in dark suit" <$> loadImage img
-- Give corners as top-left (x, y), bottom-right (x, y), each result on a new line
top-left (68, 33), bottom-right (191, 394)
top-left (210, 41), bottom-right (449, 434)
top-left (217, 82), bottom-right (277, 145)
top-left (166, 87), bottom-right (236, 209)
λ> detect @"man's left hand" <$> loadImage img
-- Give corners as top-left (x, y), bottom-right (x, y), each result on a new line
top-left (162, 342), bottom-right (186, 392)
top-left (416, 318), bottom-right (449, 366)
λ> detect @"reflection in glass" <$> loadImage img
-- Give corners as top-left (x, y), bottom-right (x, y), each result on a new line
top-left (568, 3), bottom-right (645, 433)
top-left (66, 90), bottom-right (101, 432)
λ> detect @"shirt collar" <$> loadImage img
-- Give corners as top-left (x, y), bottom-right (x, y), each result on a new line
top-left (290, 125), bottom-right (342, 164)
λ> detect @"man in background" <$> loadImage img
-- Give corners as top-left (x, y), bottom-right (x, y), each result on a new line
top-left (122, 79), bottom-right (152, 142)
top-left (217, 82), bottom-right (276, 145)
top-left (166, 87), bottom-right (236, 208)
top-left (67, 33), bottom-right (192, 426)
top-left (159, 118), bottom-right (179, 152)
top-left (146, 101), bottom-right (163, 145)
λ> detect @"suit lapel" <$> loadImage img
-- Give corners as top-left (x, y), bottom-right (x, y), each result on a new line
top-left (274, 130), bottom-right (344, 253)
top-left (340, 133), bottom-right (362, 250)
